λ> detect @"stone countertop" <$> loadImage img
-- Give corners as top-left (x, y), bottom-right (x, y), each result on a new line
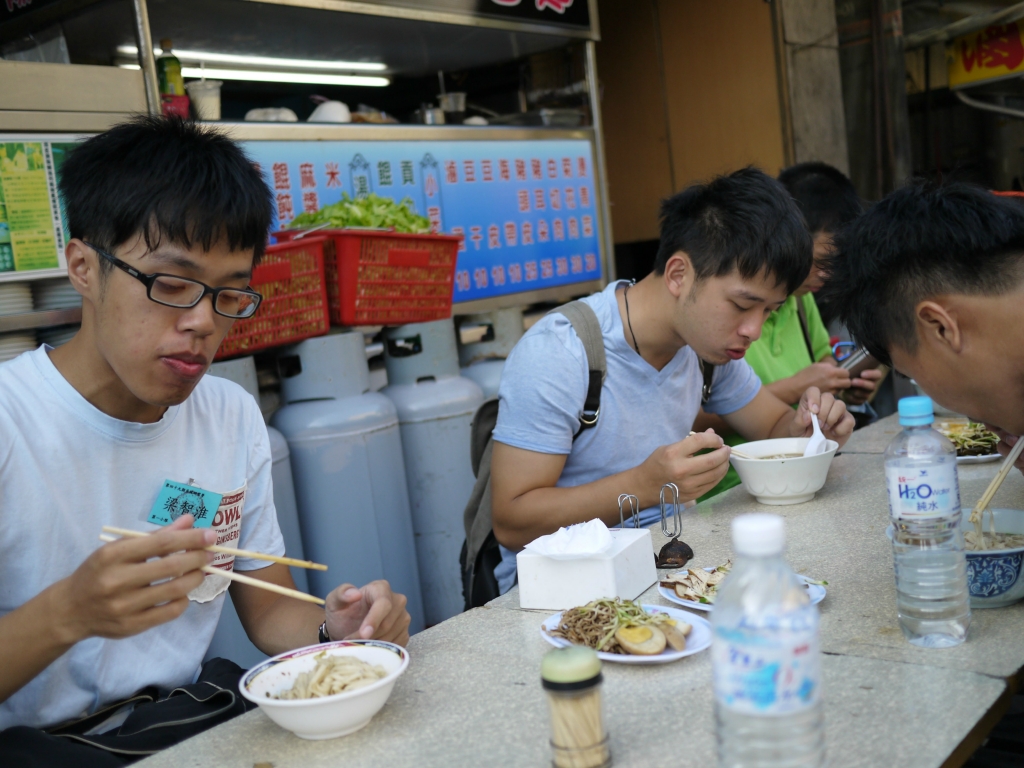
top-left (840, 413), bottom-right (902, 453)
top-left (139, 605), bottom-right (1005, 768)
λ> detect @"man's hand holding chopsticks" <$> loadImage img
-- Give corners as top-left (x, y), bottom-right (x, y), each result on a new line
top-left (325, 581), bottom-right (411, 647)
top-left (58, 514), bottom-right (215, 644)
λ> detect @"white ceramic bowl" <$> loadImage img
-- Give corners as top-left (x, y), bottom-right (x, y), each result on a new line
top-left (729, 437), bottom-right (839, 505)
top-left (961, 509), bottom-right (1024, 609)
top-left (239, 640), bottom-right (409, 740)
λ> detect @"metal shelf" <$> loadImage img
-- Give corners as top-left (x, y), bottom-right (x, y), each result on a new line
top-left (0, 268), bottom-right (68, 284)
top-left (0, 307), bottom-right (82, 333)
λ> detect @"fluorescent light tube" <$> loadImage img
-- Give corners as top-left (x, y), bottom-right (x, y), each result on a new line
top-left (119, 63), bottom-right (389, 86)
top-left (116, 45), bottom-right (386, 72)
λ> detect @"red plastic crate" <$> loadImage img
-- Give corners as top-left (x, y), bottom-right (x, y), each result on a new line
top-left (274, 229), bottom-right (461, 326)
top-left (215, 237), bottom-right (330, 360)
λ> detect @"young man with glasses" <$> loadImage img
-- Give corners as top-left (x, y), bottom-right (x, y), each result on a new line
top-left (0, 118), bottom-right (409, 765)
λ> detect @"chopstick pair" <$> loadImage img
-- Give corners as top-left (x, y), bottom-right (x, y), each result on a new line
top-left (688, 431), bottom-right (756, 460)
top-left (99, 527), bottom-right (326, 606)
top-left (971, 437), bottom-right (1024, 519)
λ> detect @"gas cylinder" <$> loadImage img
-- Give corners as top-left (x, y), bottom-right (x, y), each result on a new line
top-left (271, 332), bottom-right (425, 633)
top-left (456, 307), bottom-right (525, 399)
top-left (382, 320), bottom-right (484, 625)
top-left (204, 357), bottom-right (309, 667)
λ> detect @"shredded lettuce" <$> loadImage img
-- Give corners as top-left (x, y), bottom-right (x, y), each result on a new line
top-left (287, 193), bottom-right (432, 234)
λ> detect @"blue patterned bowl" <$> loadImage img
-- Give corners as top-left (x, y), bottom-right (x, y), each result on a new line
top-left (961, 509), bottom-right (1024, 609)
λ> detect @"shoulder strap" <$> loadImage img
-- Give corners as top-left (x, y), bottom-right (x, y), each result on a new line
top-left (699, 359), bottom-right (715, 405)
top-left (796, 297), bottom-right (816, 362)
top-left (549, 300), bottom-right (607, 439)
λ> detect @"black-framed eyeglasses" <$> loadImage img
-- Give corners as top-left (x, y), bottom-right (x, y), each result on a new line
top-left (85, 242), bottom-right (263, 320)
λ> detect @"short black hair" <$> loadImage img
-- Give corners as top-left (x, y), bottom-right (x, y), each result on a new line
top-left (59, 116), bottom-right (273, 269)
top-left (654, 167), bottom-right (812, 295)
top-left (778, 162), bottom-right (862, 235)
top-left (820, 181), bottom-right (1024, 366)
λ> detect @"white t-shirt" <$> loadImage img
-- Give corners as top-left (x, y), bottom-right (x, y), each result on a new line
top-left (491, 281), bottom-right (762, 592)
top-left (0, 347), bottom-right (285, 730)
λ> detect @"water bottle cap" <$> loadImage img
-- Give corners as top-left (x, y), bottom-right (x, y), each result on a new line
top-left (898, 396), bottom-right (934, 426)
top-left (731, 513), bottom-right (785, 557)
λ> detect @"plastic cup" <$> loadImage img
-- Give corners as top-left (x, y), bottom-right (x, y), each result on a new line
top-left (185, 80), bottom-right (223, 121)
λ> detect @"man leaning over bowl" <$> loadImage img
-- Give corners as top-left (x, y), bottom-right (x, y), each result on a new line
top-left (488, 168), bottom-right (855, 595)
top-left (819, 182), bottom-right (1024, 470)
top-left (0, 118), bottom-right (410, 765)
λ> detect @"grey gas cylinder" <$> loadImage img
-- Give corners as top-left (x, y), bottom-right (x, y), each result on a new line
top-left (456, 307), bottom-right (525, 399)
top-left (382, 320), bottom-right (484, 625)
top-left (271, 332), bottom-right (425, 633)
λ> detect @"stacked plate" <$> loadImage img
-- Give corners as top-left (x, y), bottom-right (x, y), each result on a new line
top-left (0, 283), bottom-right (33, 316)
top-left (33, 279), bottom-right (81, 311)
top-left (0, 333), bottom-right (37, 363)
top-left (38, 325), bottom-right (79, 348)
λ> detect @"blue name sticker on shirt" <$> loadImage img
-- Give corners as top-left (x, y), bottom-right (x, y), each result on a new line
top-left (147, 480), bottom-right (223, 528)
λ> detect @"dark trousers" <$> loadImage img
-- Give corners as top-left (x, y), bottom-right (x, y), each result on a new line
top-left (0, 658), bottom-right (253, 768)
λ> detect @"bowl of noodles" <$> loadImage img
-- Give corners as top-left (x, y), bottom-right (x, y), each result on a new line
top-left (239, 640), bottom-right (409, 740)
top-left (961, 508), bottom-right (1024, 609)
top-left (728, 437), bottom-right (839, 505)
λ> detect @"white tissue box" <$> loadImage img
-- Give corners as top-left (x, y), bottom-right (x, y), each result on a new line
top-left (517, 528), bottom-right (658, 610)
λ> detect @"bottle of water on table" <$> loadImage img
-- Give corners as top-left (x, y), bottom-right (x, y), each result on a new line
top-left (713, 513), bottom-right (824, 768)
top-left (884, 395), bottom-right (970, 648)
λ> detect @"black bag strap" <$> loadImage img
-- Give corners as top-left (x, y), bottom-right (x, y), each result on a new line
top-left (796, 297), bottom-right (816, 362)
top-left (549, 300), bottom-right (607, 439)
top-left (699, 358), bottom-right (715, 405)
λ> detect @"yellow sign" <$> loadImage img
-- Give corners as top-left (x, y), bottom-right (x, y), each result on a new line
top-left (947, 22), bottom-right (1024, 89)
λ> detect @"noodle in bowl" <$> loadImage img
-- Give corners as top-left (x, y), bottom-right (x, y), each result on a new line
top-left (240, 640), bottom-right (410, 739)
top-left (959, 509), bottom-right (1024, 609)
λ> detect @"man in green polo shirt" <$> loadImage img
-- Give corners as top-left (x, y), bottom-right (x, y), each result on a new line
top-left (699, 163), bottom-right (882, 498)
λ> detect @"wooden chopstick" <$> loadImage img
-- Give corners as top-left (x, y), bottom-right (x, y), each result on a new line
top-left (101, 525), bottom-right (327, 571)
top-left (689, 431), bottom-right (756, 460)
top-left (972, 437), bottom-right (1024, 517)
top-left (98, 534), bottom-right (326, 605)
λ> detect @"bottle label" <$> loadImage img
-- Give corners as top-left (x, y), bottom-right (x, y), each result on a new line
top-left (885, 461), bottom-right (960, 520)
top-left (713, 610), bottom-right (820, 716)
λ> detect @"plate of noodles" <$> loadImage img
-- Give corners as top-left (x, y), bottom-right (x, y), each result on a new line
top-left (240, 640), bottom-right (409, 740)
top-left (936, 421), bottom-right (1001, 463)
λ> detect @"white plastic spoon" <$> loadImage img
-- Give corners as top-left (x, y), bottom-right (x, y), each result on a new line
top-left (804, 413), bottom-right (828, 457)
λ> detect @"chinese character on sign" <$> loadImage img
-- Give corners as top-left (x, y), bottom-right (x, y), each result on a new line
top-left (463, 160), bottom-right (477, 182)
top-left (518, 189), bottom-right (530, 212)
top-left (552, 218), bottom-right (564, 241)
top-left (541, 259), bottom-right (554, 278)
top-left (534, 189), bottom-right (546, 210)
top-left (302, 191), bottom-right (319, 214)
top-left (525, 260), bottom-right (538, 281)
top-left (299, 162), bottom-right (316, 189)
top-left (960, 23), bottom-right (1024, 72)
top-left (354, 176), bottom-right (370, 197)
top-left (521, 221), bottom-right (534, 245)
top-left (401, 160), bottom-right (415, 185)
top-left (515, 159), bottom-right (527, 181)
top-left (425, 173), bottom-right (439, 199)
top-left (562, 157), bottom-right (573, 177)
top-left (537, 220), bottom-right (550, 242)
top-left (549, 188), bottom-right (562, 210)
top-left (488, 224), bottom-right (501, 249)
top-left (565, 187), bottom-right (577, 209)
top-left (469, 226), bottom-right (484, 250)
top-left (582, 215), bottom-right (593, 238)
top-left (272, 162), bottom-right (291, 190)
top-left (547, 158), bottom-right (558, 179)
top-left (568, 217), bottom-right (579, 239)
top-left (491, 265), bottom-right (506, 286)
top-left (536, 0), bottom-right (575, 12)
top-left (571, 254), bottom-right (583, 274)
top-left (509, 263), bottom-right (523, 283)
top-left (427, 206), bottom-right (442, 234)
top-left (499, 159), bottom-right (511, 181)
top-left (451, 225), bottom-right (466, 253)
top-left (276, 193), bottom-right (294, 223)
top-left (445, 160), bottom-right (458, 184)
top-left (377, 160), bottom-right (393, 186)
top-left (578, 157), bottom-right (588, 176)
top-left (531, 158), bottom-right (542, 180)
top-left (504, 222), bottom-right (518, 247)
top-left (325, 162), bottom-right (342, 188)
top-left (455, 269), bottom-right (471, 291)
top-left (580, 186), bottom-right (591, 207)
top-left (473, 267), bottom-right (489, 289)
top-left (585, 252), bottom-right (597, 271)
top-left (481, 159), bottom-right (494, 182)
top-left (556, 257), bottom-right (569, 276)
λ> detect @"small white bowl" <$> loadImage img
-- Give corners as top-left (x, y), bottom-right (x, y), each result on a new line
top-left (239, 640), bottom-right (409, 740)
top-left (729, 437), bottom-right (839, 505)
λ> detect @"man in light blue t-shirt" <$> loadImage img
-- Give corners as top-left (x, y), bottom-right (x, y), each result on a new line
top-left (490, 168), bottom-right (856, 593)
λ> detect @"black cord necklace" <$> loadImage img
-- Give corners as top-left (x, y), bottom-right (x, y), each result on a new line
top-left (624, 281), bottom-right (641, 356)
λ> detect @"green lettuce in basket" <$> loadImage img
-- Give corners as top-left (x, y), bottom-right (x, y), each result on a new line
top-left (287, 193), bottom-right (432, 234)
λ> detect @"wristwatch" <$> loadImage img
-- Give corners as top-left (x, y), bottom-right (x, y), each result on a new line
top-left (318, 619), bottom-right (331, 644)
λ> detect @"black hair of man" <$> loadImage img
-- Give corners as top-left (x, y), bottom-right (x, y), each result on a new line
top-left (819, 181), bottom-right (1024, 367)
top-left (654, 166), bottom-right (813, 295)
top-left (59, 116), bottom-right (273, 271)
top-left (778, 162), bottom-right (862, 235)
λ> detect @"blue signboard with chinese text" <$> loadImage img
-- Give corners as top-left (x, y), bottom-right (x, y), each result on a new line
top-left (241, 138), bottom-right (603, 304)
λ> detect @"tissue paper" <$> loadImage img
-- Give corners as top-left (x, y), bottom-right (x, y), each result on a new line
top-left (523, 519), bottom-right (613, 560)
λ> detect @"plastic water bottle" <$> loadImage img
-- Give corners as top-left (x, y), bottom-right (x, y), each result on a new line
top-left (713, 513), bottom-right (824, 768)
top-left (884, 395), bottom-right (970, 648)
